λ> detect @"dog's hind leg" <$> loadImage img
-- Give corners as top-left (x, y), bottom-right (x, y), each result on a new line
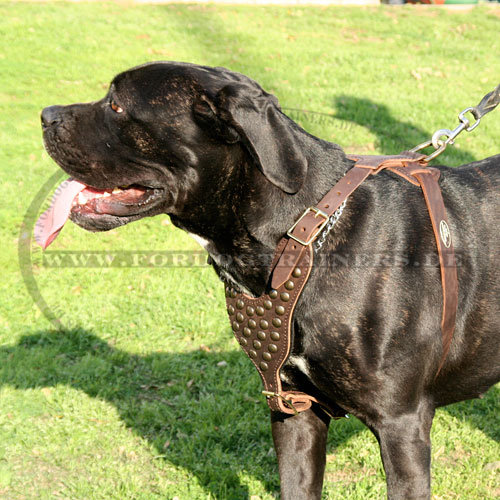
top-left (271, 407), bottom-right (330, 500)
top-left (369, 404), bottom-right (435, 500)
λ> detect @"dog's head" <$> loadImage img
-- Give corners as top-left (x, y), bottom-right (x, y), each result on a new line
top-left (41, 62), bottom-right (308, 233)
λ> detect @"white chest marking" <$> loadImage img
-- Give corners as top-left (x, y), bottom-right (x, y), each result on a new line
top-left (187, 232), bottom-right (252, 295)
top-left (288, 355), bottom-right (311, 377)
top-left (188, 232), bottom-right (211, 250)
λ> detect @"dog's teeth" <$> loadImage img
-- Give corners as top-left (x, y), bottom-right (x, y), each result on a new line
top-left (112, 187), bottom-right (123, 194)
top-left (102, 191), bottom-right (111, 198)
top-left (78, 192), bottom-right (88, 205)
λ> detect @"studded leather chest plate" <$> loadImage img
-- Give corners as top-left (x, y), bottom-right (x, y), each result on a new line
top-left (225, 246), bottom-right (314, 414)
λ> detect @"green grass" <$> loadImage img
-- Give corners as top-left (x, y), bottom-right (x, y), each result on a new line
top-left (1, 1), bottom-right (499, 498)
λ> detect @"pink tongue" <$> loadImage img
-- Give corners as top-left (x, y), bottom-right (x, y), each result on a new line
top-left (34, 178), bottom-right (87, 249)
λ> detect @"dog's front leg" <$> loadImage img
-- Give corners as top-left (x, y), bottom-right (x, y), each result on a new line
top-left (271, 407), bottom-right (330, 500)
top-left (371, 407), bottom-right (435, 500)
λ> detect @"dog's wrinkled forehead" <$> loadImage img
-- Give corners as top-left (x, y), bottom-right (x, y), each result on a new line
top-left (105, 61), bottom-right (303, 193)
top-left (110, 61), bottom-right (266, 111)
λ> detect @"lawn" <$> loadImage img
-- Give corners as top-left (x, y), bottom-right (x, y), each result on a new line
top-left (1, 1), bottom-right (499, 499)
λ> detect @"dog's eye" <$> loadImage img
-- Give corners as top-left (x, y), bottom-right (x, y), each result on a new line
top-left (110, 101), bottom-right (124, 114)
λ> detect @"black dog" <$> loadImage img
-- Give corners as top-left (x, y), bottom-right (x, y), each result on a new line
top-left (40, 62), bottom-right (500, 499)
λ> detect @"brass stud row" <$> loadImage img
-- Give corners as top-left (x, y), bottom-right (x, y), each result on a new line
top-left (242, 339), bottom-right (278, 352)
top-left (233, 317), bottom-right (282, 333)
top-left (230, 299), bottom-right (288, 317)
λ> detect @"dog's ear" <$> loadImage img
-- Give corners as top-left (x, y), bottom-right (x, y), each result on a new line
top-left (193, 95), bottom-right (241, 144)
top-left (194, 83), bottom-right (307, 194)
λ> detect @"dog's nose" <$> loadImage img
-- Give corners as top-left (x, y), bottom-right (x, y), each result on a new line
top-left (41, 105), bottom-right (64, 129)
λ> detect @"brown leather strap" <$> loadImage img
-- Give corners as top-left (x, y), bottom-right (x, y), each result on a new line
top-left (271, 165), bottom-right (374, 290)
top-left (379, 161), bottom-right (457, 375)
top-left (271, 154), bottom-right (426, 289)
top-left (412, 169), bottom-right (458, 375)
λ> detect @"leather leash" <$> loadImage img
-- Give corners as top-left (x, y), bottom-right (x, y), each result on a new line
top-left (226, 151), bottom-right (458, 415)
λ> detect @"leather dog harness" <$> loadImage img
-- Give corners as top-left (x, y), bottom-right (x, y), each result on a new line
top-left (225, 151), bottom-right (458, 415)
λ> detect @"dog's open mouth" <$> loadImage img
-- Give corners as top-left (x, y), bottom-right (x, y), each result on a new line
top-left (71, 184), bottom-right (164, 217)
top-left (35, 178), bottom-right (165, 249)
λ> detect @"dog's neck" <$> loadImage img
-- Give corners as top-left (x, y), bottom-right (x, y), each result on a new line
top-left (173, 136), bottom-right (352, 296)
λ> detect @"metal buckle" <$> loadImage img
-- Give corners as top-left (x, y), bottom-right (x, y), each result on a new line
top-left (287, 207), bottom-right (329, 246)
top-left (262, 391), bottom-right (299, 415)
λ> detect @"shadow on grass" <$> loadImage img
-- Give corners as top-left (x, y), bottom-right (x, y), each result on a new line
top-left (334, 95), bottom-right (478, 165)
top-left (0, 329), bottom-right (498, 498)
top-left (0, 329), bottom-right (358, 498)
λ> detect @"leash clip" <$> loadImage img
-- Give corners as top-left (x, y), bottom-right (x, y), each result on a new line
top-left (410, 84), bottom-right (498, 162)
